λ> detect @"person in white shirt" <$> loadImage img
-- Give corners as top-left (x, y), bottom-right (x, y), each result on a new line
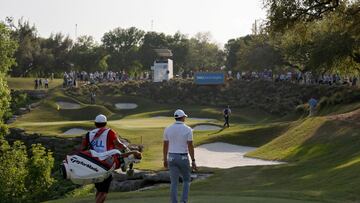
top-left (236, 72), bottom-right (241, 80)
top-left (163, 109), bottom-right (197, 203)
top-left (44, 78), bottom-right (49, 88)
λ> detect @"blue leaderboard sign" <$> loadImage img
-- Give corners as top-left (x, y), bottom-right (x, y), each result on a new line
top-left (194, 72), bottom-right (225, 85)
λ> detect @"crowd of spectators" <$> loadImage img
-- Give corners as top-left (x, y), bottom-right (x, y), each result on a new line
top-left (34, 78), bottom-right (49, 89)
top-left (63, 70), bottom-right (151, 88)
top-left (61, 68), bottom-right (359, 88)
top-left (227, 69), bottom-right (359, 87)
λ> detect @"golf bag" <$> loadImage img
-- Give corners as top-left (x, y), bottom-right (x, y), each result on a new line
top-left (60, 149), bottom-right (140, 185)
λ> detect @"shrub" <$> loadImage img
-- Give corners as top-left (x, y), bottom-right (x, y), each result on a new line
top-left (0, 140), bottom-right (54, 203)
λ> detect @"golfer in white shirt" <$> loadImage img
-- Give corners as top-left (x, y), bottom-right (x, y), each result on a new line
top-left (163, 109), bottom-right (197, 203)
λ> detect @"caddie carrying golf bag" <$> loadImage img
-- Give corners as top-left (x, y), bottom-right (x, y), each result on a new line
top-left (60, 149), bottom-right (140, 185)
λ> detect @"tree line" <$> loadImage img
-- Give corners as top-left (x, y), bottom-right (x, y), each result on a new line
top-left (5, 18), bottom-right (225, 77)
top-left (0, 23), bottom-right (54, 203)
top-left (225, 0), bottom-right (360, 75)
top-left (5, 0), bottom-right (360, 79)
top-left (0, 0), bottom-right (359, 202)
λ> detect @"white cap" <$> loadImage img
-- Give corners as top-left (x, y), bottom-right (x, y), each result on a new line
top-left (95, 114), bottom-right (107, 123)
top-left (174, 109), bottom-right (188, 118)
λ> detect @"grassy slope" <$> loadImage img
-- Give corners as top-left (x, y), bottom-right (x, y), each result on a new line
top-left (13, 85), bottom-right (279, 170)
top-left (51, 193), bottom-right (319, 203)
top-left (245, 116), bottom-right (360, 201)
top-left (9, 79), bottom-right (360, 202)
top-left (7, 77), bottom-right (63, 90)
top-left (56, 114), bottom-right (360, 203)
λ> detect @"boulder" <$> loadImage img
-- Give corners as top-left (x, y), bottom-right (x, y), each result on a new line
top-left (110, 179), bottom-right (146, 192)
top-left (143, 171), bottom-right (170, 183)
top-left (6, 115), bottom-right (18, 124)
top-left (16, 107), bottom-right (29, 115)
top-left (24, 90), bottom-right (48, 99)
top-left (30, 102), bottom-right (41, 108)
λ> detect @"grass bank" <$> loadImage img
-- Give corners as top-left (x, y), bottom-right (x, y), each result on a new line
top-left (8, 79), bottom-right (360, 202)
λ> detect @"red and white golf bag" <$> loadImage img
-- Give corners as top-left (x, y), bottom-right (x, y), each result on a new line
top-left (61, 149), bottom-right (140, 185)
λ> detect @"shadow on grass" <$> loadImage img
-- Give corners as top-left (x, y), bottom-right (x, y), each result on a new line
top-left (241, 118), bottom-right (360, 201)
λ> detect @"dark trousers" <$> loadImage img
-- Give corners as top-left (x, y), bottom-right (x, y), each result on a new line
top-left (224, 116), bottom-right (229, 127)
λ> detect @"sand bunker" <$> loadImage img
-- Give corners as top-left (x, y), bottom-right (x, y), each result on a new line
top-left (152, 116), bottom-right (215, 121)
top-left (56, 101), bottom-right (81, 110)
top-left (63, 128), bottom-right (87, 135)
top-left (152, 116), bottom-right (169, 119)
top-left (193, 125), bottom-right (222, 131)
top-left (115, 103), bottom-right (138, 110)
top-left (195, 142), bottom-right (284, 169)
top-left (188, 117), bottom-right (216, 121)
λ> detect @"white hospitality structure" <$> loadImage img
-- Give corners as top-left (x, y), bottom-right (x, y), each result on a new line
top-left (151, 49), bottom-right (173, 82)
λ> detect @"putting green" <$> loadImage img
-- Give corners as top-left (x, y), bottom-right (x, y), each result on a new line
top-left (9, 81), bottom-right (360, 202)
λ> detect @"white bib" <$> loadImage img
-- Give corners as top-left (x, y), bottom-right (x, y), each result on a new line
top-left (88, 128), bottom-right (111, 153)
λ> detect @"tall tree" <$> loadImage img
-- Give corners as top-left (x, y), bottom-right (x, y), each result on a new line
top-left (224, 35), bottom-right (254, 70)
top-left (265, 0), bottom-right (360, 73)
top-left (187, 32), bottom-right (225, 71)
top-left (236, 35), bottom-right (285, 72)
top-left (0, 22), bottom-right (54, 203)
top-left (138, 31), bottom-right (168, 70)
top-left (39, 33), bottom-right (73, 75)
top-left (102, 27), bottom-right (145, 71)
top-left (167, 32), bottom-right (190, 73)
top-left (264, 0), bottom-right (342, 32)
top-left (0, 22), bottom-right (17, 118)
top-left (275, 9), bottom-right (359, 73)
top-left (8, 19), bottom-right (40, 76)
top-left (70, 35), bottom-right (99, 71)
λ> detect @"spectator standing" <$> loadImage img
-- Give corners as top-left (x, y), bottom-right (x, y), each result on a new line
top-left (352, 76), bottom-right (358, 87)
top-left (163, 109), bottom-right (197, 203)
top-left (34, 78), bottom-right (39, 89)
top-left (73, 78), bottom-right (77, 87)
top-left (308, 97), bottom-right (318, 116)
top-left (90, 92), bottom-right (96, 104)
top-left (228, 70), bottom-right (232, 78)
top-left (223, 105), bottom-right (231, 128)
top-left (236, 72), bottom-right (241, 80)
top-left (44, 78), bottom-right (49, 88)
top-left (39, 78), bottom-right (43, 88)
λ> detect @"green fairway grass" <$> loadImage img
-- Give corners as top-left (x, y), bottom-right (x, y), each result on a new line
top-left (9, 84), bottom-right (360, 203)
top-left (7, 77), bottom-right (63, 90)
top-left (50, 194), bottom-right (321, 203)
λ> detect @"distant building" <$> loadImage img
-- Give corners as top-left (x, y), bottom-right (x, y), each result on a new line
top-left (151, 49), bottom-right (173, 82)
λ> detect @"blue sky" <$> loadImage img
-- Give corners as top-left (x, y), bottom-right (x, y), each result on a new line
top-left (0, 0), bottom-right (266, 45)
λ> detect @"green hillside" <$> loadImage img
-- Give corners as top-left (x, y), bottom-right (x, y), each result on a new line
top-left (7, 77), bottom-right (63, 90)
top-left (7, 78), bottom-right (360, 203)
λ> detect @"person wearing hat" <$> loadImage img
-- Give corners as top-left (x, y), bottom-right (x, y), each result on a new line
top-left (81, 114), bottom-right (140, 203)
top-left (163, 109), bottom-right (197, 203)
